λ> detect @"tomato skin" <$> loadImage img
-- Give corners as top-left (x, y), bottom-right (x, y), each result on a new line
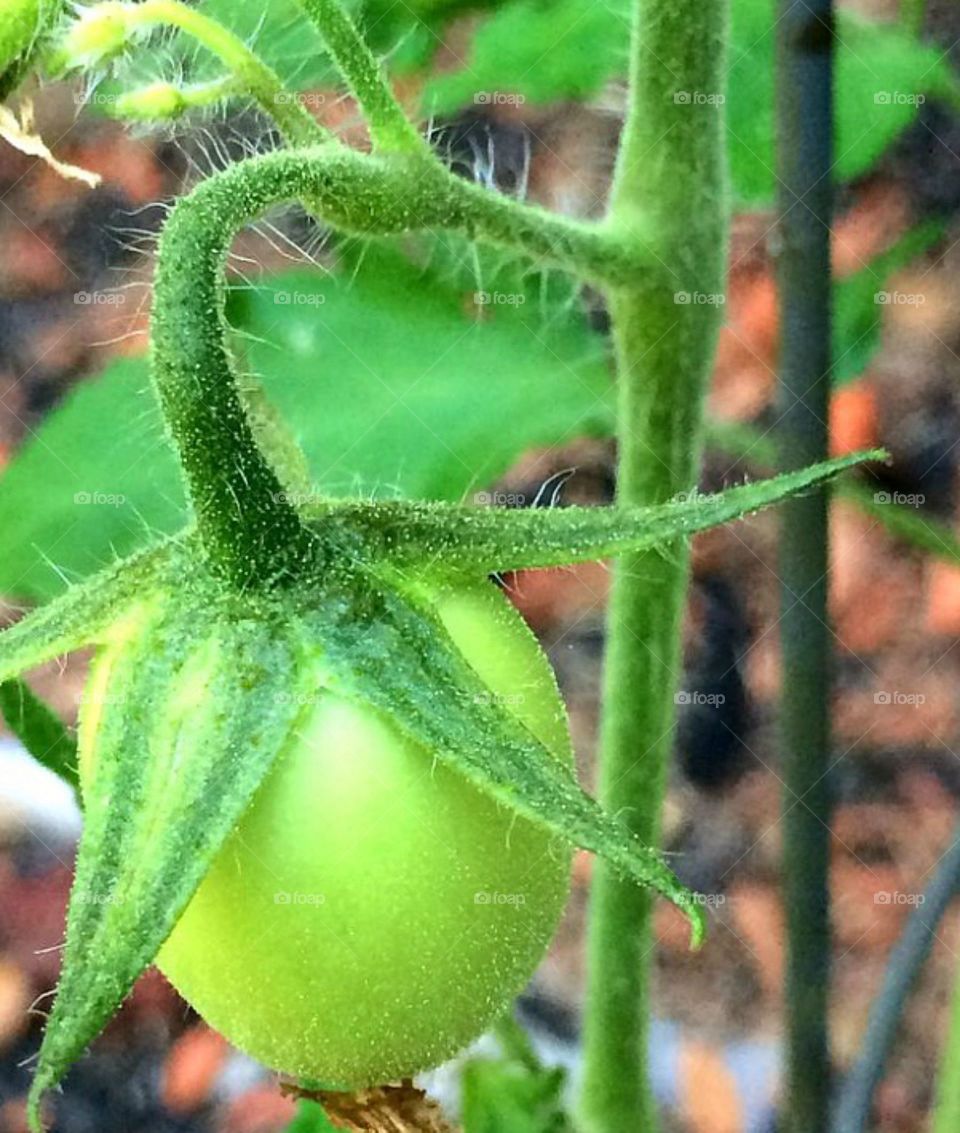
top-left (95, 579), bottom-right (572, 1087)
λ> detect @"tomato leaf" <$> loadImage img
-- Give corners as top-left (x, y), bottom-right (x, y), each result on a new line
top-left (0, 541), bottom-right (179, 683)
top-left (422, 0), bottom-right (957, 205)
top-left (312, 573), bottom-right (707, 945)
top-left (284, 1101), bottom-right (339, 1133)
top-left (0, 245), bottom-right (613, 602)
top-left (314, 450), bottom-right (881, 573)
top-left (0, 679), bottom-right (77, 790)
top-left (28, 589), bottom-right (313, 1128)
top-left (833, 221), bottom-right (945, 385)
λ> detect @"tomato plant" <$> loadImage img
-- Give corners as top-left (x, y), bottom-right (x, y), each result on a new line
top-left (0, 1), bottom-right (890, 1131)
top-left (84, 580), bottom-right (575, 1086)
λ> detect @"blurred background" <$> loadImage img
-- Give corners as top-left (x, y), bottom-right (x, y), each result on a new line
top-left (3, 1), bottom-right (960, 1130)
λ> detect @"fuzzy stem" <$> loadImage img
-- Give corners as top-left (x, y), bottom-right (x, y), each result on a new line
top-left (579, 3), bottom-right (729, 1131)
top-left (90, 0), bottom-right (327, 146)
top-left (150, 144), bottom-right (663, 586)
top-left (294, 0), bottom-right (427, 154)
top-left (775, 3), bottom-right (835, 1131)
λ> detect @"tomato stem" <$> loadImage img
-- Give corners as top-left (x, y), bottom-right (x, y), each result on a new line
top-left (579, 2), bottom-right (730, 1130)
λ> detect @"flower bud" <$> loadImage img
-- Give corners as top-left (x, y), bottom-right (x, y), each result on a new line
top-left (47, 2), bottom-right (132, 75)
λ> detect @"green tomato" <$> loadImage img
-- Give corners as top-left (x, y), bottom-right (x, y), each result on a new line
top-left (81, 578), bottom-right (572, 1087)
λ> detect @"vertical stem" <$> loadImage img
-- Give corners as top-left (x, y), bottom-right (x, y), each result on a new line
top-left (934, 948), bottom-right (960, 1133)
top-left (775, 3), bottom-right (835, 1132)
top-left (294, 0), bottom-right (428, 154)
top-left (579, 3), bottom-right (729, 1131)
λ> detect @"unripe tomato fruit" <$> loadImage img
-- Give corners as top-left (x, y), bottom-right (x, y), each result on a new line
top-left (79, 578), bottom-right (572, 1087)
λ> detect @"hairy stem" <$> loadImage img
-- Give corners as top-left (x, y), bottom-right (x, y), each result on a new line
top-left (579, 2), bottom-right (730, 1131)
top-left (775, 2), bottom-right (835, 1131)
top-left (150, 144), bottom-right (663, 585)
top-left (295, 0), bottom-right (427, 154)
top-left (82, 0), bottom-right (327, 145)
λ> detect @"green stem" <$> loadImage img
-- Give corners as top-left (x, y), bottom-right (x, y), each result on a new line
top-left (900, 0), bottom-right (926, 36)
top-left (295, 0), bottom-right (426, 154)
top-left (150, 144), bottom-right (663, 586)
top-left (579, 2), bottom-right (729, 1131)
top-left (55, 0), bottom-right (327, 146)
top-left (775, 2), bottom-right (835, 1131)
top-left (935, 954), bottom-right (960, 1133)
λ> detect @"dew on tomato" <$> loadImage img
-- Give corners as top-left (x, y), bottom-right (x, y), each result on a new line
top-left (108, 579), bottom-right (573, 1087)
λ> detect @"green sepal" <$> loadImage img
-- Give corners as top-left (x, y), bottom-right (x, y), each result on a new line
top-left (308, 450), bottom-right (882, 575)
top-left (0, 540), bottom-right (179, 684)
top-left (27, 585), bottom-right (312, 1131)
top-left (308, 571), bottom-right (708, 947)
top-left (0, 679), bottom-right (77, 789)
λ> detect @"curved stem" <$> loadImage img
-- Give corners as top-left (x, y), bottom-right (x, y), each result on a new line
top-left (831, 824), bottom-right (960, 1133)
top-left (579, 1), bottom-right (729, 1130)
top-left (150, 144), bottom-right (654, 585)
top-left (295, 0), bottom-right (427, 155)
top-left (57, 0), bottom-right (328, 146)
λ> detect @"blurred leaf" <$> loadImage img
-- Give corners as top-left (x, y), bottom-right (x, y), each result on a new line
top-left (422, 0), bottom-right (956, 205)
top-left (834, 220), bottom-right (945, 384)
top-left (0, 679), bottom-right (78, 789)
top-left (284, 1100), bottom-right (338, 1132)
top-left (462, 1017), bottom-right (571, 1133)
top-left (0, 243), bottom-right (613, 601)
top-left (424, 0), bottom-right (629, 112)
top-left (728, 1), bottom-right (958, 204)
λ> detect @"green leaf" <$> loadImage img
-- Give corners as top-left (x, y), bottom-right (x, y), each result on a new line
top-left (838, 480), bottom-right (960, 565)
top-left (726, 2), bottom-right (956, 204)
top-left (313, 450), bottom-right (881, 574)
top-left (463, 1058), bottom-right (570, 1133)
top-left (423, 0), bottom-right (629, 112)
top-left (422, 0), bottom-right (956, 205)
top-left (0, 679), bottom-right (77, 789)
top-left (0, 244), bottom-right (613, 602)
top-left (284, 1100), bottom-right (338, 1133)
top-left (313, 573), bottom-right (707, 945)
top-left (29, 591), bottom-right (311, 1126)
top-left (834, 221), bottom-right (945, 385)
top-left (0, 541), bottom-right (178, 682)
top-left (462, 1014), bottom-right (571, 1133)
